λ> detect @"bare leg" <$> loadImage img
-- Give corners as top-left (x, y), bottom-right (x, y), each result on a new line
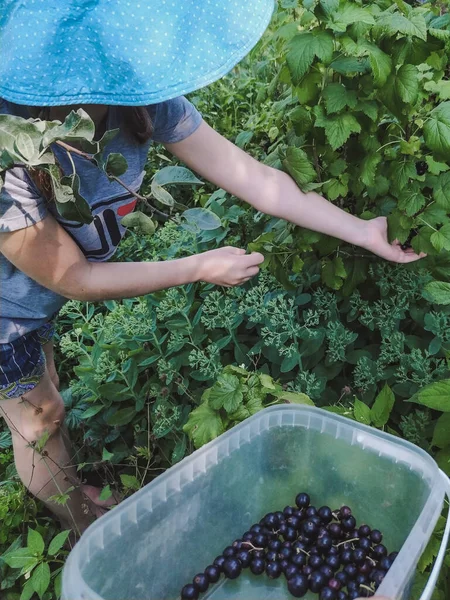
top-left (0, 369), bottom-right (94, 535)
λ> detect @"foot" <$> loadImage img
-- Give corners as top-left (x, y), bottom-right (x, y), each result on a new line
top-left (81, 484), bottom-right (121, 515)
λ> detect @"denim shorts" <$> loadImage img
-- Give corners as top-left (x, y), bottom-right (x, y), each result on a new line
top-left (0, 320), bottom-right (56, 401)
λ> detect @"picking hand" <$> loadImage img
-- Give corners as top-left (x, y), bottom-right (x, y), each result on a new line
top-left (196, 246), bottom-right (264, 287)
top-left (361, 217), bottom-right (426, 263)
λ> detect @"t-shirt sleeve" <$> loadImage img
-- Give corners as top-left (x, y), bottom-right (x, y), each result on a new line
top-left (148, 96), bottom-right (203, 144)
top-left (0, 168), bottom-right (48, 233)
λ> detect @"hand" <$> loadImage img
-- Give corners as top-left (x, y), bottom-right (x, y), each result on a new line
top-left (195, 246), bottom-right (264, 287)
top-left (361, 217), bottom-right (426, 263)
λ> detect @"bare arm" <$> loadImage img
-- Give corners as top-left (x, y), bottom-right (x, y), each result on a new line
top-left (165, 122), bottom-right (425, 263)
top-left (0, 214), bottom-right (263, 302)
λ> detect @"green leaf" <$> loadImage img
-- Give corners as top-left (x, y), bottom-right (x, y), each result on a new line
top-left (322, 256), bottom-right (347, 290)
top-left (287, 33), bottom-right (316, 84)
top-left (383, 65), bottom-right (419, 113)
top-left (423, 282), bottom-right (450, 305)
top-left (354, 399), bottom-right (372, 425)
top-left (330, 56), bottom-right (370, 76)
top-left (363, 43), bottom-right (392, 87)
top-left (315, 112), bottom-right (361, 151)
top-left (375, 11), bottom-right (427, 42)
top-left (151, 182), bottom-right (175, 206)
top-left (432, 413), bottom-right (450, 449)
top-left (80, 405), bottom-right (104, 420)
top-left (183, 208), bottom-right (222, 231)
top-left (120, 474), bottom-right (141, 491)
top-left (418, 535), bottom-right (441, 573)
top-left (27, 529), bottom-right (45, 556)
top-left (2, 548), bottom-right (40, 570)
top-left (208, 374), bottom-right (244, 413)
top-left (283, 147), bottom-right (316, 187)
top-left (121, 211), bottom-right (156, 235)
top-left (20, 580), bottom-right (35, 600)
top-left (342, 257), bottom-right (368, 296)
top-left (106, 407), bottom-right (137, 426)
top-left (31, 562), bottom-right (50, 600)
top-left (183, 403), bottom-right (225, 448)
top-left (328, 5), bottom-right (374, 33)
top-left (152, 166), bottom-right (203, 187)
top-left (371, 385), bottom-right (395, 428)
top-left (54, 572), bottom-right (63, 599)
top-left (276, 391), bottom-right (314, 406)
top-left (99, 485), bottom-right (112, 501)
top-left (433, 172), bottom-right (450, 209)
top-left (58, 172), bottom-right (94, 224)
top-left (360, 154), bottom-right (382, 188)
top-left (425, 102), bottom-right (450, 157)
top-left (322, 84), bottom-right (357, 114)
top-left (14, 133), bottom-right (35, 161)
top-left (48, 531), bottom-right (70, 556)
top-left (398, 187), bottom-right (426, 217)
top-left (431, 225), bottom-right (450, 253)
top-left (104, 153), bottom-right (128, 178)
top-left (311, 31), bottom-right (334, 63)
top-left (408, 380), bottom-right (450, 411)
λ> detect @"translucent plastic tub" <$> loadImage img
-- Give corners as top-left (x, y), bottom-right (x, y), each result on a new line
top-left (62, 406), bottom-right (450, 600)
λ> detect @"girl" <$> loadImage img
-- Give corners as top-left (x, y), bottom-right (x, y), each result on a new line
top-left (0, 0), bottom-right (424, 535)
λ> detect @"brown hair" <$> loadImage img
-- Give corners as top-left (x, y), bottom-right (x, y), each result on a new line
top-left (28, 106), bottom-right (153, 201)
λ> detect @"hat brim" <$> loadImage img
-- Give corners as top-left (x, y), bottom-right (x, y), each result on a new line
top-left (0, 0), bottom-right (275, 106)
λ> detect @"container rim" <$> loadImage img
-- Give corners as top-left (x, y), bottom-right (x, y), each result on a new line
top-left (62, 405), bottom-right (446, 600)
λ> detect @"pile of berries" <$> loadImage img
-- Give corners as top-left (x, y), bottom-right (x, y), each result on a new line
top-left (180, 493), bottom-right (398, 600)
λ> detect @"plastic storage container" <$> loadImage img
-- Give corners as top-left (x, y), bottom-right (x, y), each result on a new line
top-left (62, 406), bottom-right (450, 600)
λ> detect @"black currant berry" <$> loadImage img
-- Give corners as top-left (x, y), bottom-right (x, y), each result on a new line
top-left (328, 523), bottom-right (342, 539)
top-left (263, 513), bottom-right (277, 528)
top-left (320, 565), bottom-right (334, 579)
top-left (295, 493), bottom-right (311, 509)
top-left (358, 537), bottom-right (371, 551)
top-left (353, 548), bottom-right (366, 565)
top-left (416, 161), bottom-right (428, 176)
top-left (280, 547), bottom-right (293, 560)
top-left (213, 555), bottom-right (226, 570)
top-left (389, 551), bottom-right (399, 562)
top-left (309, 554), bottom-right (324, 569)
top-left (280, 558), bottom-right (290, 572)
top-left (340, 550), bottom-right (353, 565)
top-left (254, 533), bottom-right (268, 548)
top-left (371, 569), bottom-right (386, 586)
top-left (335, 571), bottom-right (348, 586)
top-left (288, 516), bottom-right (302, 530)
top-left (328, 578), bottom-right (341, 592)
top-left (317, 535), bottom-right (333, 553)
top-left (326, 554), bottom-right (340, 569)
top-left (303, 565), bottom-right (313, 576)
top-left (288, 573), bottom-right (309, 598)
top-left (267, 550), bottom-right (278, 562)
top-left (337, 592), bottom-right (349, 600)
top-left (318, 506), bottom-right (333, 524)
top-left (303, 520), bottom-right (319, 538)
top-left (181, 584), bottom-right (199, 600)
top-left (269, 539), bottom-right (282, 551)
top-left (380, 556), bottom-right (393, 571)
top-left (250, 524), bottom-right (263, 534)
top-left (306, 506), bottom-right (318, 518)
top-left (344, 564), bottom-right (358, 579)
top-left (236, 550), bottom-right (251, 568)
top-left (372, 544), bottom-right (388, 558)
top-left (285, 564), bottom-right (299, 580)
top-left (250, 557), bottom-right (266, 575)
top-left (358, 524), bottom-right (371, 537)
top-left (193, 574), bottom-right (209, 593)
top-left (370, 530), bottom-right (383, 544)
top-left (275, 511), bottom-right (285, 524)
top-left (341, 516), bottom-right (356, 531)
top-left (223, 546), bottom-right (235, 558)
top-left (320, 587), bottom-right (338, 600)
top-left (284, 506), bottom-right (295, 517)
top-left (285, 527), bottom-right (298, 541)
top-left (266, 561), bottom-right (282, 579)
top-left (292, 553), bottom-right (307, 567)
top-left (223, 558), bottom-right (242, 579)
top-left (204, 565), bottom-right (220, 583)
top-left (309, 570), bottom-right (327, 592)
top-left (339, 506), bottom-right (352, 519)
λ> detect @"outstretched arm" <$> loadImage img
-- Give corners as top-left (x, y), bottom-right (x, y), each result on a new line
top-left (165, 122), bottom-right (425, 264)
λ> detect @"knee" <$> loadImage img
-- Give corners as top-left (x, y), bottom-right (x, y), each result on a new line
top-left (21, 394), bottom-right (66, 446)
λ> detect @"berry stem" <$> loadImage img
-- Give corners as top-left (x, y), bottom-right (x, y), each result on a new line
top-left (241, 542), bottom-right (263, 552)
top-left (334, 538), bottom-right (360, 548)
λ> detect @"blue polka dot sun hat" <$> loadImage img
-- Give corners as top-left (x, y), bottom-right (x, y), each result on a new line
top-left (0, 0), bottom-right (275, 107)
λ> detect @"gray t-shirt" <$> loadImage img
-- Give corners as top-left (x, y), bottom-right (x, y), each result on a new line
top-left (0, 97), bottom-right (202, 343)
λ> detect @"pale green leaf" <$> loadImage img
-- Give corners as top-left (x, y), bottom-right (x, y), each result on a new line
top-left (31, 561), bottom-right (51, 600)
top-left (20, 580), bottom-right (35, 600)
top-left (48, 531), bottom-right (70, 556)
top-left (371, 385), bottom-right (395, 428)
top-left (3, 547), bottom-right (40, 570)
top-left (328, 5), bottom-right (374, 33)
top-left (408, 379), bottom-right (450, 411)
top-left (431, 228), bottom-right (450, 253)
top-left (183, 403), bottom-right (225, 448)
top-left (151, 182), bottom-right (175, 206)
top-left (14, 132), bottom-right (35, 161)
top-left (418, 535), bottom-right (441, 573)
top-left (99, 485), bottom-right (112, 501)
top-left (433, 172), bottom-right (450, 209)
top-left (120, 474), bottom-right (141, 491)
top-left (183, 208), bottom-right (222, 231)
top-left (153, 166), bottom-right (203, 187)
top-left (423, 282), bottom-right (450, 306)
top-left (121, 211), bottom-right (156, 235)
top-left (27, 529), bottom-right (45, 556)
top-left (276, 391), bottom-right (315, 406)
top-left (208, 374), bottom-right (244, 413)
top-left (354, 399), bottom-right (372, 425)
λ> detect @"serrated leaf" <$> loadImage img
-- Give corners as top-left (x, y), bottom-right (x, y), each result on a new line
top-left (431, 227), bottom-right (450, 252)
top-left (328, 5), bottom-right (374, 33)
top-left (425, 102), bottom-right (450, 157)
top-left (120, 474), bottom-right (140, 491)
top-left (426, 156), bottom-right (449, 176)
top-left (322, 256), bottom-right (347, 290)
top-left (183, 208), bottom-right (222, 231)
top-left (432, 413), bottom-right (450, 449)
top-left (48, 531), bottom-right (70, 556)
top-left (312, 31), bottom-right (334, 63)
top-left (27, 529), bottom-right (44, 556)
top-left (354, 399), bottom-right (372, 425)
top-left (383, 64), bottom-right (419, 114)
top-left (323, 177), bottom-right (348, 201)
top-left (418, 535), bottom-right (441, 573)
top-left (433, 172), bottom-right (450, 209)
top-left (315, 113), bottom-right (361, 150)
top-left (208, 374), bottom-right (244, 413)
top-left (398, 187), bottom-right (426, 217)
top-left (322, 84), bottom-right (357, 114)
top-left (371, 385), bottom-right (395, 428)
top-left (183, 403), bottom-right (225, 448)
top-left (287, 33), bottom-right (316, 84)
top-left (423, 282), bottom-right (450, 306)
top-left (364, 43), bottom-right (392, 87)
top-left (283, 147), bottom-right (316, 187)
top-left (408, 379), bottom-right (450, 411)
top-left (360, 154), bottom-right (382, 187)
top-left (376, 12), bottom-right (427, 42)
top-left (104, 153), bottom-right (128, 178)
top-left (330, 56), bottom-right (370, 76)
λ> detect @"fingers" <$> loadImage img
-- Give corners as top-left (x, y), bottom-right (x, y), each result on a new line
top-left (244, 251), bottom-right (265, 266)
top-left (225, 246), bottom-right (246, 255)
